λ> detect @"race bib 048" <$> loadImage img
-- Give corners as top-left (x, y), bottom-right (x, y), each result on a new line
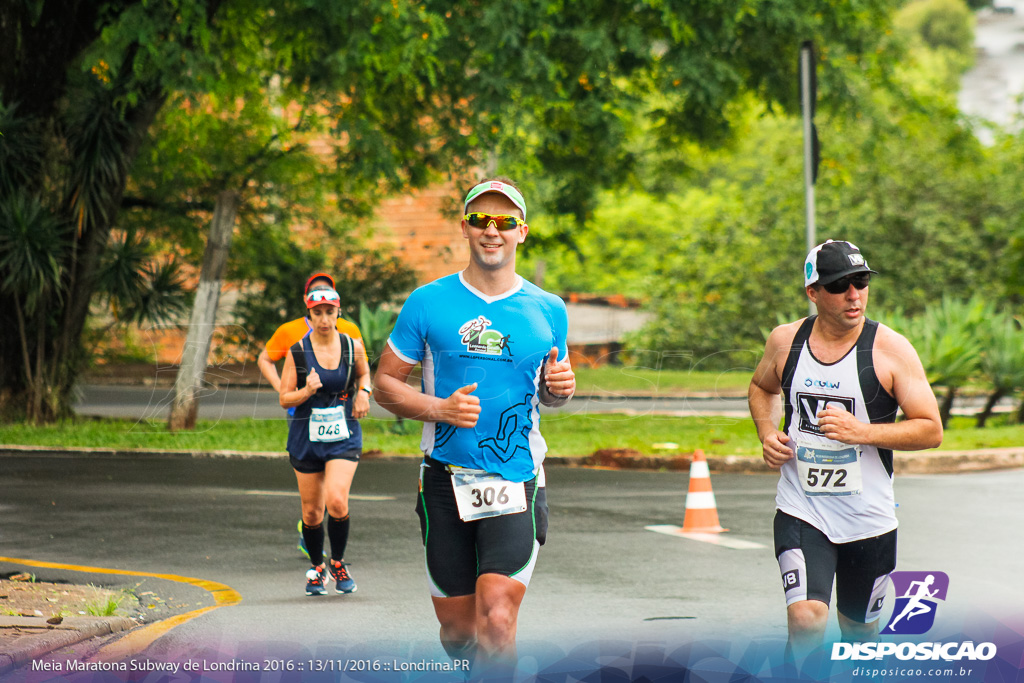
top-left (450, 469), bottom-right (527, 522)
top-left (795, 442), bottom-right (863, 497)
top-left (309, 405), bottom-right (349, 443)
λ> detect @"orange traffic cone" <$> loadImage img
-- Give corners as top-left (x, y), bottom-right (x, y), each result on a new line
top-left (680, 449), bottom-right (727, 533)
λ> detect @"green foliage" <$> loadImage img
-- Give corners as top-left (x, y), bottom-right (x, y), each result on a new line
top-left (85, 590), bottom-right (127, 617)
top-left (229, 236), bottom-right (415, 349)
top-left (525, 16), bottom-right (1022, 370)
top-left (0, 0), bottom-right (947, 421)
top-left (95, 231), bottom-right (189, 326)
top-left (975, 313), bottom-right (1024, 426)
top-left (900, 296), bottom-right (988, 388)
top-left (351, 303), bottom-right (398, 370)
top-left (0, 193), bottom-right (70, 314)
top-left (978, 314), bottom-right (1024, 392)
top-left (895, 0), bottom-right (975, 57)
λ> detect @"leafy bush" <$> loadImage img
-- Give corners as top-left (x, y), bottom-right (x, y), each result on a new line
top-left (230, 235), bottom-right (416, 351)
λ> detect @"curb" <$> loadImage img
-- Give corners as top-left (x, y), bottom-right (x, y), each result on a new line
top-left (565, 447), bottom-right (1024, 474)
top-left (3, 444), bottom-right (1023, 475)
top-left (0, 616), bottom-right (136, 676)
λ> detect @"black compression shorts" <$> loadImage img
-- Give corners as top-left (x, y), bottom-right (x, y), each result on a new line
top-left (775, 510), bottom-right (897, 623)
top-left (415, 457), bottom-right (541, 598)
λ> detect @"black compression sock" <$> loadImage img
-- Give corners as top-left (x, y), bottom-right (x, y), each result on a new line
top-left (301, 521), bottom-right (325, 566)
top-left (328, 514), bottom-right (350, 562)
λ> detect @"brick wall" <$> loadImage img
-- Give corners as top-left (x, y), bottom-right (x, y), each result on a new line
top-left (373, 183), bottom-right (468, 284)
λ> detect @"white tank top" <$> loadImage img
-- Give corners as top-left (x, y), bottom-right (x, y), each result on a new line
top-left (776, 316), bottom-right (900, 543)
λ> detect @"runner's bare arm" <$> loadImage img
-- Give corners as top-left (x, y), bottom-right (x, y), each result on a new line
top-left (373, 344), bottom-right (481, 428)
top-left (749, 323), bottom-right (799, 469)
top-left (279, 350), bottom-right (318, 409)
top-left (351, 340), bottom-right (372, 419)
top-left (818, 326), bottom-right (942, 450)
top-left (257, 348), bottom-right (282, 393)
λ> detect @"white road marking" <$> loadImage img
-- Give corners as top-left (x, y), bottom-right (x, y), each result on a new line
top-left (243, 490), bottom-right (395, 501)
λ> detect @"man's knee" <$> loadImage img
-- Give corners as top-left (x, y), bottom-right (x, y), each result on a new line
top-left (475, 575), bottom-right (525, 648)
top-left (787, 600), bottom-right (829, 635)
top-left (479, 598), bottom-right (517, 634)
top-left (838, 611), bottom-right (879, 642)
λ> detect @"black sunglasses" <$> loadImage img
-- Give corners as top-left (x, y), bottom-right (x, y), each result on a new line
top-left (822, 273), bottom-right (871, 294)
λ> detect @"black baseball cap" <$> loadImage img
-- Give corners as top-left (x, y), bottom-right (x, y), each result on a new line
top-left (804, 240), bottom-right (878, 287)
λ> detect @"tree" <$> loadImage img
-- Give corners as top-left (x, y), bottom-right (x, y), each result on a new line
top-left (526, 6), bottom-right (1018, 369)
top-left (1, 0), bottom-right (905, 421)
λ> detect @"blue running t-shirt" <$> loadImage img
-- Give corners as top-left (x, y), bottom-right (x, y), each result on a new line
top-left (388, 273), bottom-right (569, 482)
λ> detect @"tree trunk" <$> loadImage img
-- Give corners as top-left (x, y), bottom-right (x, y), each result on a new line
top-left (975, 388), bottom-right (1006, 429)
top-left (169, 190), bottom-right (239, 431)
top-left (938, 386), bottom-right (956, 430)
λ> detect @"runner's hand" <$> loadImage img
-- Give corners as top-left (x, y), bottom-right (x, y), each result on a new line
top-left (761, 430), bottom-right (793, 469)
top-left (543, 347), bottom-right (575, 397)
top-left (306, 368), bottom-right (322, 396)
top-left (352, 390), bottom-right (370, 419)
top-left (436, 383), bottom-right (480, 428)
top-left (816, 407), bottom-right (864, 444)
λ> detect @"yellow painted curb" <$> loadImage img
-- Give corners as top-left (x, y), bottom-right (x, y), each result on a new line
top-left (0, 556), bottom-right (241, 662)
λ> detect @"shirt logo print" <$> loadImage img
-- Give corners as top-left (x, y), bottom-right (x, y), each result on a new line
top-left (459, 316), bottom-right (513, 356)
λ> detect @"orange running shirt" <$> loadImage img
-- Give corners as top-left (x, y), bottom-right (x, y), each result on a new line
top-left (264, 317), bottom-right (365, 362)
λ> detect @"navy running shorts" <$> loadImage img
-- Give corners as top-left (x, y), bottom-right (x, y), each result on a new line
top-left (774, 510), bottom-right (897, 623)
top-left (290, 448), bottom-right (360, 474)
top-left (415, 456), bottom-right (541, 598)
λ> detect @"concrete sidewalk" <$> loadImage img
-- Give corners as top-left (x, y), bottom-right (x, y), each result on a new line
top-left (0, 616), bottom-right (136, 676)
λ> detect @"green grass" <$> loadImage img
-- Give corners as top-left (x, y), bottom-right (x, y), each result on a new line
top-left (3, 412), bottom-right (1022, 458)
top-left (85, 590), bottom-right (127, 617)
top-left (572, 367), bottom-right (750, 395)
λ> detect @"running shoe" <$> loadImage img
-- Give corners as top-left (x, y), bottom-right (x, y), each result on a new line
top-left (305, 565), bottom-right (328, 596)
top-left (328, 559), bottom-right (357, 594)
top-left (297, 519), bottom-right (309, 559)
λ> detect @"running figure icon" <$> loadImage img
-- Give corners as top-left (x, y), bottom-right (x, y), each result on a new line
top-left (887, 574), bottom-right (939, 629)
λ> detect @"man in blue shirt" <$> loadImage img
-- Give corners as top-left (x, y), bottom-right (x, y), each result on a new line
top-left (374, 178), bottom-right (575, 671)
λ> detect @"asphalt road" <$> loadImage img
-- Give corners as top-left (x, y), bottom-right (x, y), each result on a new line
top-left (2, 453), bottom-right (1023, 679)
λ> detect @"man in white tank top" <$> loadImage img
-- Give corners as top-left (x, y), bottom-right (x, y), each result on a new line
top-left (748, 240), bottom-right (942, 664)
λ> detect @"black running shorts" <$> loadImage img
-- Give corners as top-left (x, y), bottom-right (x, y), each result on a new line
top-left (289, 448), bottom-right (360, 474)
top-left (774, 510), bottom-right (897, 623)
top-left (415, 457), bottom-right (541, 598)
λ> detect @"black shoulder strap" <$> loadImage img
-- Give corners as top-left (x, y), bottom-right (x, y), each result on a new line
top-left (780, 316), bottom-right (815, 434)
top-left (340, 333), bottom-right (356, 392)
top-left (290, 338), bottom-right (308, 389)
top-left (781, 316), bottom-right (815, 394)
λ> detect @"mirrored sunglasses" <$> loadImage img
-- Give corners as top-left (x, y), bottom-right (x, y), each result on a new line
top-left (822, 273), bottom-right (870, 294)
top-left (464, 213), bottom-right (525, 231)
top-left (306, 289), bottom-right (340, 304)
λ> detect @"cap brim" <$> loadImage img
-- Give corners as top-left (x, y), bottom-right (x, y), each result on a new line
top-left (816, 266), bottom-right (879, 285)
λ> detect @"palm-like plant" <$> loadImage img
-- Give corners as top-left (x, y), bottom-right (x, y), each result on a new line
top-left (350, 302), bottom-right (406, 432)
top-left (353, 302), bottom-right (398, 371)
top-left (0, 193), bottom-right (72, 421)
top-left (976, 314), bottom-right (1024, 428)
top-left (901, 296), bottom-right (989, 428)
